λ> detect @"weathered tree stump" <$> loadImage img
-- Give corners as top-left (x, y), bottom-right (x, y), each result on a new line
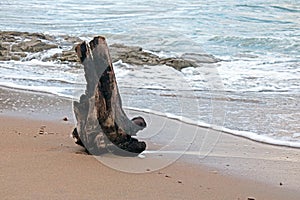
top-left (72, 36), bottom-right (146, 156)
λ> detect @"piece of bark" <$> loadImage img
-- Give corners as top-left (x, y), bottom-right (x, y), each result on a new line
top-left (72, 36), bottom-right (146, 156)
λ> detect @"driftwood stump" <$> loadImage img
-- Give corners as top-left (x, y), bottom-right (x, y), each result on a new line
top-left (72, 36), bottom-right (146, 156)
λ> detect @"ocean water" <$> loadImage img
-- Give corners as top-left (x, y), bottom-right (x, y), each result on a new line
top-left (0, 0), bottom-right (300, 147)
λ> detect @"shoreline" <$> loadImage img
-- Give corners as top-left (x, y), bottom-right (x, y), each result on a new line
top-left (0, 86), bottom-right (73, 121)
top-left (3, 85), bottom-right (300, 149)
top-left (1, 31), bottom-right (299, 148)
top-left (126, 106), bottom-right (300, 149)
top-left (1, 86), bottom-right (300, 199)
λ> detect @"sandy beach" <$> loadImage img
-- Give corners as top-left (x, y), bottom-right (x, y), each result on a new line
top-left (1, 87), bottom-right (300, 200)
top-left (1, 1), bottom-right (300, 199)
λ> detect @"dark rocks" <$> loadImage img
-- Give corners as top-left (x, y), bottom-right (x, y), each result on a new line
top-left (0, 42), bottom-right (10, 60)
top-left (109, 43), bottom-right (160, 66)
top-left (11, 55), bottom-right (21, 61)
top-left (108, 43), bottom-right (220, 70)
top-left (0, 44), bottom-right (7, 51)
top-left (160, 57), bottom-right (196, 70)
top-left (109, 44), bottom-right (221, 70)
top-left (11, 39), bottom-right (58, 53)
top-left (0, 31), bottom-right (221, 71)
top-left (51, 49), bottom-right (79, 63)
top-left (63, 35), bottom-right (83, 44)
top-left (181, 53), bottom-right (221, 63)
top-left (0, 31), bottom-right (58, 61)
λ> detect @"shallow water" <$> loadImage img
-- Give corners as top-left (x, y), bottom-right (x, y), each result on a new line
top-left (0, 0), bottom-right (299, 147)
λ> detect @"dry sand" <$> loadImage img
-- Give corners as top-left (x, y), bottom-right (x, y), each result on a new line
top-left (1, 87), bottom-right (300, 200)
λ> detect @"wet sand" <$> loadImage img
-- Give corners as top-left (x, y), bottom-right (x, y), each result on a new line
top-left (1, 87), bottom-right (300, 200)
